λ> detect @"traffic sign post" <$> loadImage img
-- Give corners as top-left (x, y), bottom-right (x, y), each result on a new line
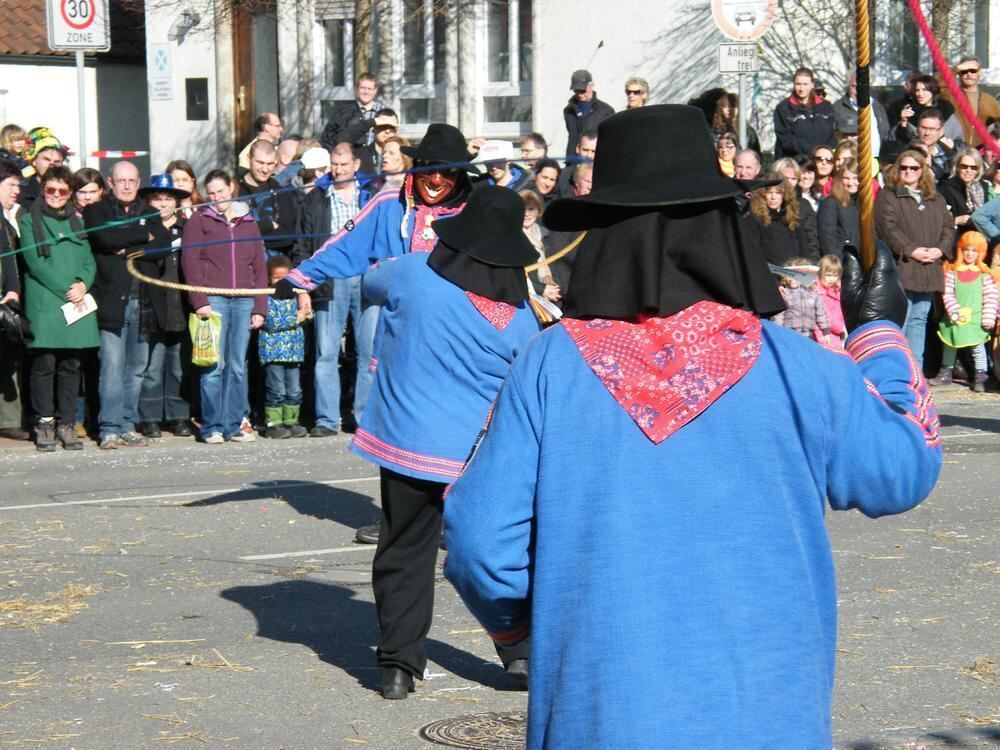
top-left (711, 0), bottom-right (774, 152)
top-left (45, 0), bottom-right (109, 168)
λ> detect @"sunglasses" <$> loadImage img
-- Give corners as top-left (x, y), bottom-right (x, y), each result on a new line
top-left (959, 163), bottom-right (978, 170)
top-left (625, 89), bottom-right (644, 95)
top-left (814, 155), bottom-right (834, 163)
top-left (898, 164), bottom-right (922, 172)
top-left (958, 68), bottom-right (980, 75)
top-left (44, 186), bottom-right (71, 197)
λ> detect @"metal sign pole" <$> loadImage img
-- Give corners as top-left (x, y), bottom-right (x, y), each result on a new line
top-left (76, 50), bottom-right (87, 169)
top-left (738, 73), bottom-right (747, 149)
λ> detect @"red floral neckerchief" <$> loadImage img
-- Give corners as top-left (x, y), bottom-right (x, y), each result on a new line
top-left (467, 292), bottom-right (516, 331)
top-left (408, 203), bottom-right (465, 253)
top-left (561, 301), bottom-right (762, 444)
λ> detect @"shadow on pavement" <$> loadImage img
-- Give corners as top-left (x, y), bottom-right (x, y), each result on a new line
top-left (184, 480), bottom-right (377, 530)
top-left (939, 413), bottom-right (1000, 434)
top-left (843, 725), bottom-right (1000, 749)
top-left (221, 579), bottom-right (509, 693)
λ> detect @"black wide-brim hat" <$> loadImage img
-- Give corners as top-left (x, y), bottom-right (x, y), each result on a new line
top-left (543, 104), bottom-right (778, 231)
top-left (402, 123), bottom-right (479, 173)
top-left (431, 185), bottom-right (538, 267)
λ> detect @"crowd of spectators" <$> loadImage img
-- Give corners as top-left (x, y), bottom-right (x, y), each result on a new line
top-left (1, 54), bottom-right (1000, 449)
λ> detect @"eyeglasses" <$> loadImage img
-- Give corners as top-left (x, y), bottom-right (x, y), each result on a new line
top-left (814, 155), bottom-right (834, 163)
top-left (625, 89), bottom-right (644, 95)
top-left (898, 164), bottom-right (922, 172)
top-left (958, 68), bottom-right (980, 75)
top-left (114, 178), bottom-right (140, 186)
top-left (959, 163), bottom-right (978, 170)
top-left (44, 186), bottom-right (71, 197)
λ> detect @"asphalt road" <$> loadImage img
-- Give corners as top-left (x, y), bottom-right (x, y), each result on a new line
top-left (0, 387), bottom-right (997, 750)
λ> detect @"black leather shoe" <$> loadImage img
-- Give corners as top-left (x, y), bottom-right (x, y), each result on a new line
top-left (505, 658), bottom-right (529, 690)
top-left (341, 414), bottom-right (358, 434)
top-left (380, 668), bottom-right (414, 700)
top-left (309, 425), bottom-right (337, 438)
top-left (140, 422), bottom-right (162, 438)
top-left (170, 420), bottom-right (193, 437)
top-left (355, 521), bottom-right (381, 544)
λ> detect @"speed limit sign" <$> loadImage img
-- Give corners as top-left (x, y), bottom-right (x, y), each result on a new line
top-left (46, 0), bottom-right (110, 51)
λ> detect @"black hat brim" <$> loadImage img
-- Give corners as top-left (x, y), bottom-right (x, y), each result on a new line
top-left (433, 216), bottom-right (538, 268)
top-left (401, 151), bottom-right (480, 175)
top-left (138, 186), bottom-right (191, 200)
top-left (543, 174), bottom-right (780, 231)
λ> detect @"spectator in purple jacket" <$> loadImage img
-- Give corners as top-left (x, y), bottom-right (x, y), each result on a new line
top-left (181, 169), bottom-right (268, 444)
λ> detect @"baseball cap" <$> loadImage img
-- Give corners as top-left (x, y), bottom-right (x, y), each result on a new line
top-left (570, 69), bottom-right (593, 91)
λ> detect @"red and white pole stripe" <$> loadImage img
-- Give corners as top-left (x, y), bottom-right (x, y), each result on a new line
top-left (90, 150), bottom-right (149, 158)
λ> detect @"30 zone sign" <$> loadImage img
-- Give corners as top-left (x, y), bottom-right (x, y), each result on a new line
top-left (46, 0), bottom-right (110, 51)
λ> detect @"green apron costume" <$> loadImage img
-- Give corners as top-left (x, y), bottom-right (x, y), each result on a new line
top-left (938, 271), bottom-right (988, 349)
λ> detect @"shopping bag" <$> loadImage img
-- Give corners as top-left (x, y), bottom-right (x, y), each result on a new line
top-left (189, 312), bottom-right (222, 367)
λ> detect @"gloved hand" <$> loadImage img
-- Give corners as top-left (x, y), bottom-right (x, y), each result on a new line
top-left (841, 240), bottom-right (908, 332)
top-left (272, 278), bottom-right (298, 300)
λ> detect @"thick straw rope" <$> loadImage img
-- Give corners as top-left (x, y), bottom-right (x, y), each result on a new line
top-left (855, 0), bottom-right (875, 270)
top-left (126, 232), bottom-right (587, 296)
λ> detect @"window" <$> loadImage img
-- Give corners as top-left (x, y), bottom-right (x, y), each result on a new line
top-left (395, 0), bottom-right (448, 135)
top-left (481, 0), bottom-right (532, 135)
top-left (324, 19), bottom-right (347, 88)
top-left (886, 0), bottom-right (919, 73)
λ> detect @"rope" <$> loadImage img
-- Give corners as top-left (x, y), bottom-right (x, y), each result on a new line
top-left (125, 252), bottom-right (275, 296)
top-left (126, 230), bottom-right (589, 297)
top-left (855, 0), bottom-right (876, 271)
top-left (906, 0), bottom-right (1000, 156)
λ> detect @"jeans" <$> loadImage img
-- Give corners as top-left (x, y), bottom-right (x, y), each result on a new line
top-left (29, 349), bottom-right (81, 425)
top-left (140, 331), bottom-right (190, 423)
top-left (902, 291), bottom-right (933, 367)
top-left (198, 296), bottom-right (254, 439)
top-left (99, 299), bottom-right (147, 438)
top-left (264, 363), bottom-right (302, 407)
top-left (314, 276), bottom-right (372, 430)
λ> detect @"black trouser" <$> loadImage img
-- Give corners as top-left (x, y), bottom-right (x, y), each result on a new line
top-left (372, 467), bottom-right (445, 679)
top-left (30, 349), bottom-right (82, 425)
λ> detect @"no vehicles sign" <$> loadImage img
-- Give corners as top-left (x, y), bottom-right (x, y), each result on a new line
top-left (46, 0), bottom-right (110, 51)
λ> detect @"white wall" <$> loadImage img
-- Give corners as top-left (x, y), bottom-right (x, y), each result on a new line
top-left (144, 0), bottom-right (227, 178)
top-left (0, 61), bottom-right (99, 169)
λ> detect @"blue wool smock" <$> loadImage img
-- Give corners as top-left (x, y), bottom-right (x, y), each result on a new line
top-left (444, 320), bottom-right (941, 750)
top-left (350, 252), bottom-right (540, 483)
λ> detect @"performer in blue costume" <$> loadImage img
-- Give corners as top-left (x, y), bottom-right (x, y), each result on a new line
top-left (443, 105), bottom-right (942, 749)
top-left (346, 186), bottom-right (540, 699)
top-left (276, 124), bottom-right (478, 422)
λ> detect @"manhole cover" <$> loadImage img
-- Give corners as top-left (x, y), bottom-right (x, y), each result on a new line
top-left (420, 711), bottom-right (526, 749)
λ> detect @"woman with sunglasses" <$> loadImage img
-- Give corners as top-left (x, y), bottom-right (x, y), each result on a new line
top-left (875, 150), bottom-right (955, 366)
top-left (18, 165), bottom-right (100, 451)
top-left (811, 145), bottom-right (836, 197)
top-left (938, 148), bottom-right (989, 236)
top-left (624, 77), bottom-right (649, 109)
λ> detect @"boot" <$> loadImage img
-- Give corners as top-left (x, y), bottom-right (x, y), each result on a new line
top-left (56, 423), bottom-right (84, 450)
top-left (264, 407), bottom-right (291, 439)
top-left (928, 367), bottom-right (952, 386)
top-left (282, 404), bottom-right (308, 438)
top-left (34, 419), bottom-right (56, 452)
top-left (973, 370), bottom-right (988, 393)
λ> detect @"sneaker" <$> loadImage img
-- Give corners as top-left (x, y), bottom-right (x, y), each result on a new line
top-left (240, 416), bottom-right (255, 436)
top-left (34, 420), bottom-right (57, 452)
top-left (973, 371), bottom-right (988, 393)
top-left (120, 431), bottom-right (149, 448)
top-left (203, 432), bottom-right (225, 445)
top-left (73, 423), bottom-right (88, 439)
top-left (309, 425), bottom-right (338, 438)
top-left (99, 434), bottom-right (119, 450)
top-left (229, 430), bottom-right (257, 442)
top-left (286, 424), bottom-right (308, 438)
top-left (56, 424), bottom-right (84, 450)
